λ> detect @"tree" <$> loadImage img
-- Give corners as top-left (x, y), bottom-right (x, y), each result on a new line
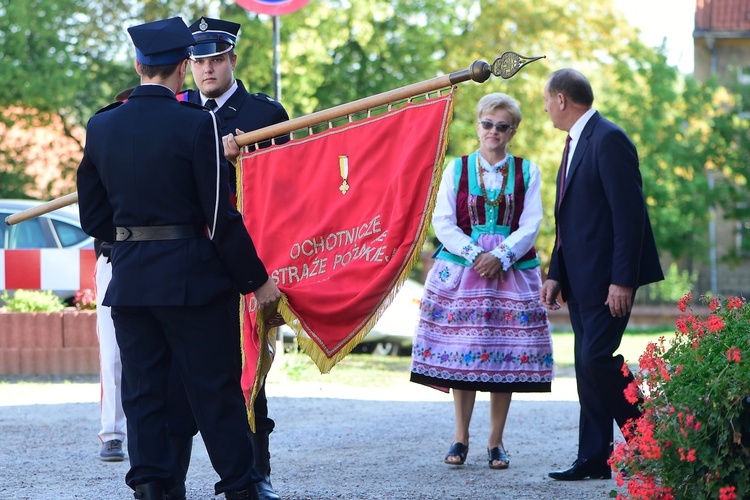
top-left (0, 0), bottom-right (137, 197)
top-left (441, 0), bottom-right (750, 271)
top-left (212, 0), bottom-right (477, 118)
top-left (2, 0), bottom-right (748, 279)
top-left (192, 0), bottom-right (750, 272)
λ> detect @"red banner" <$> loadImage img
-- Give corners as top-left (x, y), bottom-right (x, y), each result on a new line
top-left (238, 94), bottom-right (453, 424)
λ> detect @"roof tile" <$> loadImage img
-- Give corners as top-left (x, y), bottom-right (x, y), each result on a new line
top-left (696, 0), bottom-right (750, 32)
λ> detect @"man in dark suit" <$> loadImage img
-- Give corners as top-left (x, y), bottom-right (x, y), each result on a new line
top-left (76, 17), bottom-right (281, 500)
top-left (540, 68), bottom-right (664, 481)
top-left (159, 16), bottom-right (290, 500)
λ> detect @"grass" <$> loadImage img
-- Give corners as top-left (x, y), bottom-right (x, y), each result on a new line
top-left (279, 329), bottom-right (675, 385)
top-left (280, 350), bottom-right (410, 386)
top-left (552, 331), bottom-right (671, 367)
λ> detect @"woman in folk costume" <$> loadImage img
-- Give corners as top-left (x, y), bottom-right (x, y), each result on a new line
top-left (410, 93), bottom-right (554, 470)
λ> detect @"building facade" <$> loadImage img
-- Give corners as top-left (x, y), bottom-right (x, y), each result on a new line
top-left (692, 0), bottom-right (750, 297)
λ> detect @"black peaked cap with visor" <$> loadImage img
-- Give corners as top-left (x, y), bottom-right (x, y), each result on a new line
top-left (189, 17), bottom-right (240, 59)
top-left (127, 17), bottom-right (195, 66)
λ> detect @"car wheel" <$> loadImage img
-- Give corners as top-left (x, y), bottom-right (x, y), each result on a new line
top-left (372, 342), bottom-right (400, 356)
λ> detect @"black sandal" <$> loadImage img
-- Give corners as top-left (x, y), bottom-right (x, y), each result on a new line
top-left (444, 442), bottom-right (469, 465)
top-left (488, 447), bottom-right (509, 469)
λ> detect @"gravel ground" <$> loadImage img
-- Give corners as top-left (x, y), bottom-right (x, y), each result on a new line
top-left (0, 365), bottom-right (627, 499)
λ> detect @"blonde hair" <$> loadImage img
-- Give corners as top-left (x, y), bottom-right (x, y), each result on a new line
top-left (476, 93), bottom-right (522, 127)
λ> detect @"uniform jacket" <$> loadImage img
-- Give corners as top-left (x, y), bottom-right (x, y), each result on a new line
top-left (76, 84), bottom-right (269, 306)
top-left (181, 79), bottom-right (289, 190)
top-left (182, 79), bottom-right (289, 148)
top-left (547, 111), bottom-right (663, 306)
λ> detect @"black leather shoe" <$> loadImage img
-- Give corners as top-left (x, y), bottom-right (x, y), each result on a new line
top-left (134, 481), bottom-right (166, 499)
top-left (164, 483), bottom-right (185, 500)
top-left (548, 458), bottom-right (611, 481)
top-left (255, 475), bottom-right (280, 500)
top-left (225, 488), bottom-right (259, 500)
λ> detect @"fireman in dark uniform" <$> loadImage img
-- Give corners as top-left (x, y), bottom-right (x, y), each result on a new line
top-left (76, 17), bottom-right (280, 500)
top-left (165, 16), bottom-right (290, 500)
top-left (182, 16), bottom-right (289, 193)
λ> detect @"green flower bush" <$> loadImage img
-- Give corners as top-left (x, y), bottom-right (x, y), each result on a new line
top-left (611, 293), bottom-right (750, 499)
top-left (0, 289), bottom-right (66, 312)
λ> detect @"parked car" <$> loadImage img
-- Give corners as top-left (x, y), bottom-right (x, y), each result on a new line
top-left (281, 278), bottom-right (423, 356)
top-left (1, 199), bottom-right (95, 304)
top-left (1, 199), bottom-right (93, 250)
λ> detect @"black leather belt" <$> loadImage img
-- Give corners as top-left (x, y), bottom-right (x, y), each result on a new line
top-left (115, 224), bottom-right (203, 242)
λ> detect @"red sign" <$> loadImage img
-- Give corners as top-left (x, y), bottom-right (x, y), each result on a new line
top-left (236, 0), bottom-right (310, 15)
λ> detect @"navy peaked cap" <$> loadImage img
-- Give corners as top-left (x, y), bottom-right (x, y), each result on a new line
top-left (128, 17), bottom-right (194, 66)
top-left (189, 17), bottom-right (240, 58)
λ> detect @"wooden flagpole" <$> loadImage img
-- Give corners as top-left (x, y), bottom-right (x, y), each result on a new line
top-left (233, 59), bottom-right (492, 148)
top-left (5, 192), bottom-right (79, 226)
top-left (5, 53), bottom-right (543, 227)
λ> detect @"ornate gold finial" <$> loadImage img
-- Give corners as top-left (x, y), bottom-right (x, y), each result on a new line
top-left (491, 52), bottom-right (546, 79)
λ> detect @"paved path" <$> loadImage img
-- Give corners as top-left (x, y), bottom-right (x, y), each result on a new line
top-left (0, 370), bottom-right (625, 499)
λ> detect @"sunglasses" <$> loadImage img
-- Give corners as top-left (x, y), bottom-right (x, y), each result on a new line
top-left (478, 120), bottom-right (515, 133)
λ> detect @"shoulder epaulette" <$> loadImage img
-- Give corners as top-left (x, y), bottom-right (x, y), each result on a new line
top-left (250, 92), bottom-right (282, 107)
top-left (95, 102), bottom-right (124, 115)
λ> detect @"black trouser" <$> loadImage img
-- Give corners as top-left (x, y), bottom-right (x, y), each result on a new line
top-left (165, 293), bottom-right (276, 475)
top-left (113, 295), bottom-right (259, 495)
top-left (567, 295), bottom-right (642, 463)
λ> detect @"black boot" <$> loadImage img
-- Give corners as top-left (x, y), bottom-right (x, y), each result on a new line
top-left (253, 432), bottom-right (280, 500)
top-left (225, 488), bottom-right (259, 500)
top-left (165, 436), bottom-right (193, 500)
top-left (255, 475), bottom-right (279, 500)
top-left (134, 481), bottom-right (165, 500)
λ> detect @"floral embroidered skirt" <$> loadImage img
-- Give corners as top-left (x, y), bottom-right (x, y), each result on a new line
top-left (410, 257), bottom-right (554, 393)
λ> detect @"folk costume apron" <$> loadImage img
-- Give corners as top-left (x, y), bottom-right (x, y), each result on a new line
top-left (410, 153), bottom-right (554, 393)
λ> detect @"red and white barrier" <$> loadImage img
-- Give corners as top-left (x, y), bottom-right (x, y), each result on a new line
top-left (0, 249), bottom-right (96, 293)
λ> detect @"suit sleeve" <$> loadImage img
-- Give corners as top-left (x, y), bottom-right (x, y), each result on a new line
top-left (272, 105), bottom-right (289, 125)
top-left (76, 118), bottom-right (115, 243)
top-left (192, 113), bottom-right (269, 294)
top-left (599, 128), bottom-right (645, 288)
top-left (547, 241), bottom-right (561, 282)
top-left (546, 166), bottom-right (562, 282)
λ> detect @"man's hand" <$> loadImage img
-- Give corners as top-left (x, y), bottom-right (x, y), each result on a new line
top-left (605, 284), bottom-right (633, 318)
top-left (222, 128), bottom-right (246, 163)
top-left (540, 279), bottom-right (561, 310)
top-left (253, 279), bottom-right (281, 309)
